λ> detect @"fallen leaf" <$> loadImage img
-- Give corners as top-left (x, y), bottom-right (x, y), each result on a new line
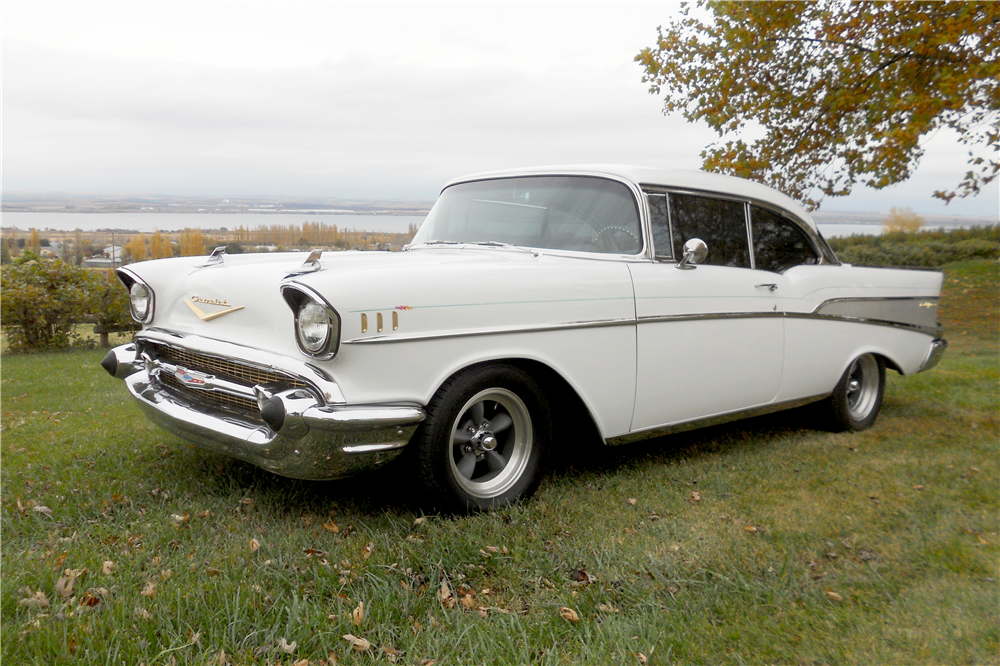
top-left (691, 491), bottom-right (701, 502)
top-left (55, 575), bottom-right (75, 599)
top-left (382, 646), bottom-right (400, 663)
top-left (197, 509), bottom-right (213, 519)
top-left (79, 588), bottom-right (109, 607)
top-left (250, 538), bottom-right (261, 553)
top-left (598, 603), bottom-right (620, 614)
top-left (744, 525), bottom-right (758, 533)
top-left (18, 589), bottom-right (49, 608)
top-left (627, 498), bottom-right (637, 505)
top-left (101, 560), bottom-right (116, 575)
top-left (170, 513), bottom-right (190, 524)
top-left (278, 637), bottom-right (297, 654)
top-left (151, 556), bottom-right (162, 568)
top-left (362, 542), bottom-right (373, 560)
top-left (439, 579), bottom-right (453, 606)
top-left (323, 520), bottom-right (340, 534)
top-left (342, 634), bottom-right (371, 652)
top-left (292, 660), bottom-right (309, 666)
top-left (419, 660), bottom-right (437, 666)
top-left (135, 607), bottom-right (153, 619)
top-left (824, 589), bottom-right (844, 602)
top-left (637, 652), bottom-right (648, 665)
top-left (33, 505), bottom-right (53, 517)
top-left (558, 607), bottom-right (580, 623)
top-left (140, 581), bottom-right (156, 597)
top-left (352, 601), bottom-right (365, 626)
top-left (414, 517), bottom-right (426, 526)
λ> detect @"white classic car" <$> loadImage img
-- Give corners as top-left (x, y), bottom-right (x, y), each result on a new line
top-left (102, 166), bottom-right (946, 511)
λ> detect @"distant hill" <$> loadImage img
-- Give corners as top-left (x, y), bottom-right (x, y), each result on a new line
top-left (812, 210), bottom-right (997, 228)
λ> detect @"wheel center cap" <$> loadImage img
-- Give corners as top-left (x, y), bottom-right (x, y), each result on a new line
top-left (480, 433), bottom-right (497, 451)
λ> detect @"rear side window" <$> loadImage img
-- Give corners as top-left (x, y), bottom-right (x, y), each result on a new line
top-left (669, 194), bottom-right (750, 269)
top-left (750, 205), bottom-right (818, 273)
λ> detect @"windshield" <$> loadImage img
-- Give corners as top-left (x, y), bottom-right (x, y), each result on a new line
top-left (410, 176), bottom-right (642, 254)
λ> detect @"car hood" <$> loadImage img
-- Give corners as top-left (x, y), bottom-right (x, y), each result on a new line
top-left (127, 248), bottom-right (637, 362)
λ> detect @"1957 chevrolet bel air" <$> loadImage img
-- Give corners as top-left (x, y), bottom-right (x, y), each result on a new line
top-left (102, 166), bottom-right (946, 511)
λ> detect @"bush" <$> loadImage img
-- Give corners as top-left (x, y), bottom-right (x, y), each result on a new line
top-left (0, 253), bottom-right (132, 352)
top-left (827, 225), bottom-right (999, 267)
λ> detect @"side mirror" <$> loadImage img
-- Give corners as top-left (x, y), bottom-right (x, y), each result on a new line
top-left (676, 238), bottom-right (708, 270)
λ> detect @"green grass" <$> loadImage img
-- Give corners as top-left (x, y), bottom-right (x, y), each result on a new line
top-left (2, 259), bottom-right (997, 665)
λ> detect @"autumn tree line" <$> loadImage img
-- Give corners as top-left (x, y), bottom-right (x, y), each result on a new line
top-left (0, 221), bottom-right (420, 265)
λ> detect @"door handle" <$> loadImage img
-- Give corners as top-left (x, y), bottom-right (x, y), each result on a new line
top-left (755, 283), bottom-right (778, 291)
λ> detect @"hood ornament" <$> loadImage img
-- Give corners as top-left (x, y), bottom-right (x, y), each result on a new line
top-left (285, 249), bottom-right (323, 277)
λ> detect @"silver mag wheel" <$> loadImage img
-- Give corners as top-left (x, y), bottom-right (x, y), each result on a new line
top-left (412, 364), bottom-right (550, 512)
top-left (827, 353), bottom-right (886, 432)
top-left (449, 388), bottom-right (532, 499)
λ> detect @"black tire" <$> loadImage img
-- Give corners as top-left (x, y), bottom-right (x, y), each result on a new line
top-left (410, 364), bottom-right (551, 512)
top-left (824, 353), bottom-right (886, 432)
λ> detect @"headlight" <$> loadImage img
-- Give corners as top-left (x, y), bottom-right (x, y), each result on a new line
top-left (129, 282), bottom-right (151, 321)
top-left (297, 299), bottom-right (332, 353)
top-left (282, 284), bottom-right (341, 360)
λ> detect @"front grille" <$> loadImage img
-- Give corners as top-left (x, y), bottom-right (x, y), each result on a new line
top-left (143, 341), bottom-right (311, 423)
top-left (160, 371), bottom-right (262, 418)
top-left (147, 342), bottom-right (310, 390)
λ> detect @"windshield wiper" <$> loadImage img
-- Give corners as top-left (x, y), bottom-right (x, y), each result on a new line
top-left (467, 241), bottom-right (540, 256)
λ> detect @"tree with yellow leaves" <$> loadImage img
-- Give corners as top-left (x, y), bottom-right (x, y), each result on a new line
top-left (637, 1), bottom-right (1000, 209)
top-left (124, 234), bottom-right (148, 262)
top-left (179, 229), bottom-right (205, 257)
top-left (882, 207), bottom-right (924, 234)
top-left (149, 230), bottom-right (173, 259)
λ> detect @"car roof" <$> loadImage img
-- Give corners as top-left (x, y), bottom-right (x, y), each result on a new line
top-left (445, 164), bottom-right (817, 231)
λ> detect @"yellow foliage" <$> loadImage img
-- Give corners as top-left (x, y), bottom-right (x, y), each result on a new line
top-left (882, 207), bottom-right (924, 234)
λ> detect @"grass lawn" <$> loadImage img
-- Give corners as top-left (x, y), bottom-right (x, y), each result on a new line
top-left (2, 259), bottom-right (997, 665)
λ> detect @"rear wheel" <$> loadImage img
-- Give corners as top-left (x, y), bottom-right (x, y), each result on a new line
top-left (411, 364), bottom-right (550, 512)
top-left (825, 353), bottom-right (885, 432)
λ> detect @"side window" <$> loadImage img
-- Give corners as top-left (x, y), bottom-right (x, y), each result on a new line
top-left (646, 193), bottom-right (672, 260)
top-left (750, 206), bottom-right (818, 273)
top-left (669, 194), bottom-right (750, 268)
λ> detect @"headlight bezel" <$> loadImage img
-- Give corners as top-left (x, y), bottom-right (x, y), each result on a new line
top-left (117, 268), bottom-right (155, 324)
top-left (281, 283), bottom-right (341, 360)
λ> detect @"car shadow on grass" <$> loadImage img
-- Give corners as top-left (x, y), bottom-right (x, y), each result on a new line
top-left (146, 402), bottom-right (830, 519)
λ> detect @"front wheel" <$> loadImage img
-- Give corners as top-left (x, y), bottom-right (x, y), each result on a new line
top-left (411, 364), bottom-right (550, 512)
top-left (825, 353), bottom-right (886, 432)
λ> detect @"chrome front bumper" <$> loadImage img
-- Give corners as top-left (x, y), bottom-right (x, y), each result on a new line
top-left (105, 342), bottom-right (425, 480)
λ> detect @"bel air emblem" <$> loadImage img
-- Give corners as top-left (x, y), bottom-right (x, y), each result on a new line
top-left (175, 366), bottom-right (212, 388)
top-left (919, 302), bottom-right (937, 308)
top-left (185, 297), bottom-right (245, 321)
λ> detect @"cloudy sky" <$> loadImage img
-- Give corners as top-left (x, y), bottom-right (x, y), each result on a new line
top-left (3, 1), bottom-right (997, 216)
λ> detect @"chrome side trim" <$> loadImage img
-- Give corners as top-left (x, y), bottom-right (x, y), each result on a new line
top-left (344, 303), bottom-right (942, 345)
top-left (135, 329), bottom-right (347, 404)
top-left (636, 311), bottom-right (784, 325)
top-left (805, 296), bottom-right (942, 337)
top-left (343, 317), bottom-right (636, 345)
top-left (607, 394), bottom-right (829, 446)
top-left (784, 312), bottom-right (941, 337)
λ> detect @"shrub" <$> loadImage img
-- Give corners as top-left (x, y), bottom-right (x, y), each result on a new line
top-left (827, 225), bottom-right (999, 267)
top-left (0, 253), bottom-right (132, 352)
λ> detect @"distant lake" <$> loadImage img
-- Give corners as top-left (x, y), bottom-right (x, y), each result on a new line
top-left (0, 212), bottom-right (974, 239)
top-left (0, 212), bottom-right (426, 234)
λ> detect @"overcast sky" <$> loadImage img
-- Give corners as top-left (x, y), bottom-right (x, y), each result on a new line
top-left (3, 1), bottom-right (997, 217)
